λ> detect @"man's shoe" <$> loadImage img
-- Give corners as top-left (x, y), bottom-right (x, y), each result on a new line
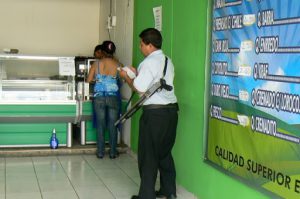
top-left (156, 190), bottom-right (177, 199)
top-left (131, 195), bottom-right (139, 199)
top-left (155, 190), bottom-right (166, 198)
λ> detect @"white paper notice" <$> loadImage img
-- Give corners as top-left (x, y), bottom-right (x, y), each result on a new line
top-left (240, 40), bottom-right (253, 51)
top-left (237, 115), bottom-right (249, 127)
top-left (59, 57), bottom-right (75, 76)
top-left (243, 14), bottom-right (256, 26)
top-left (238, 65), bottom-right (252, 76)
top-left (153, 6), bottom-right (162, 31)
top-left (239, 90), bottom-right (249, 101)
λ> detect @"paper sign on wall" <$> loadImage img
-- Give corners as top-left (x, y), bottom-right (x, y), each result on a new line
top-left (153, 6), bottom-right (162, 31)
top-left (59, 57), bottom-right (75, 76)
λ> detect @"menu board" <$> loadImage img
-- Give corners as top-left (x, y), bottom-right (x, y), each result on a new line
top-left (206, 0), bottom-right (300, 198)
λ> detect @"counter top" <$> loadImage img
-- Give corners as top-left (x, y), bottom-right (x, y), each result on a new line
top-left (0, 100), bottom-right (76, 105)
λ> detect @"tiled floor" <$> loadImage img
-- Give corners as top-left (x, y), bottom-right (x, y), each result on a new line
top-left (0, 153), bottom-right (196, 199)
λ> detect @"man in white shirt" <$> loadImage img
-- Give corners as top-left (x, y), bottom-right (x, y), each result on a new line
top-left (120, 28), bottom-right (178, 199)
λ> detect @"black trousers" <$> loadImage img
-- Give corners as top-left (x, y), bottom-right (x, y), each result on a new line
top-left (138, 106), bottom-right (178, 199)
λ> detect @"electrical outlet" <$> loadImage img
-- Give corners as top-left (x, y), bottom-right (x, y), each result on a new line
top-left (111, 16), bottom-right (117, 26)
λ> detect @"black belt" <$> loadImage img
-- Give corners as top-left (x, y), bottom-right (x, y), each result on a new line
top-left (143, 103), bottom-right (179, 111)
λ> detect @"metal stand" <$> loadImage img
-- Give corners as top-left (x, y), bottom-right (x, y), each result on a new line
top-left (80, 121), bottom-right (86, 145)
top-left (67, 122), bottom-right (72, 148)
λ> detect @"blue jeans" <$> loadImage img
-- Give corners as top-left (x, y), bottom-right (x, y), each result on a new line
top-left (93, 96), bottom-right (120, 157)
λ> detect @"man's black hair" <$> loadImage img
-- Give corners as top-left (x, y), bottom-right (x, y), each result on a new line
top-left (139, 28), bottom-right (162, 49)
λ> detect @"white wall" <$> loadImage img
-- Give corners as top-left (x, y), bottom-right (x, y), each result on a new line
top-left (99, 0), bottom-right (134, 69)
top-left (114, 0), bottom-right (134, 147)
top-left (0, 0), bottom-right (100, 56)
top-left (0, 0), bottom-right (134, 71)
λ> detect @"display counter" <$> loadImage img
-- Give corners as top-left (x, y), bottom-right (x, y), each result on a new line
top-left (0, 54), bottom-right (129, 148)
top-left (80, 100), bottom-right (96, 144)
top-left (0, 54), bottom-right (76, 147)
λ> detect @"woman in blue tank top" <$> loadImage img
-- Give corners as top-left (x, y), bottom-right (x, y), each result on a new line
top-left (87, 41), bottom-right (121, 159)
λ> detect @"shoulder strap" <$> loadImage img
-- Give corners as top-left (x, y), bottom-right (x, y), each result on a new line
top-left (96, 61), bottom-right (100, 75)
top-left (163, 56), bottom-right (168, 78)
top-left (160, 56), bottom-right (172, 91)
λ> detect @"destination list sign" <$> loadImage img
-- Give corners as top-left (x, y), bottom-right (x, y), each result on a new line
top-left (207, 1), bottom-right (300, 198)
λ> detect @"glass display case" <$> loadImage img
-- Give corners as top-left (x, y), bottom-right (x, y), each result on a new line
top-left (0, 54), bottom-right (77, 147)
top-left (0, 54), bottom-right (75, 103)
top-left (0, 54), bottom-right (127, 148)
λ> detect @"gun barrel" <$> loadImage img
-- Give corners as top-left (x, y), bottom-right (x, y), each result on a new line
top-left (114, 79), bottom-right (167, 126)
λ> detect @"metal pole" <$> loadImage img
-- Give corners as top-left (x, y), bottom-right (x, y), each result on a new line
top-left (67, 122), bottom-right (72, 147)
top-left (80, 121), bottom-right (86, 145)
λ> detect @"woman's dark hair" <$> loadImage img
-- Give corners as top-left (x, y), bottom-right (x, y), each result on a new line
top-left (94, 45), bottom-right (102, 53)
top-left (94, 40), bottom-right (116, 56)
top-left (139, 28), bottom-right (162, 49)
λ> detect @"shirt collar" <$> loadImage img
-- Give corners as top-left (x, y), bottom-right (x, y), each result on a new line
top-left (148, 49), bottom-right (163, 57)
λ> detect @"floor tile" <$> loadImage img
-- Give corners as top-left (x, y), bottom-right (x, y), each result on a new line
top-left (6, 192), bottom-right (42, 199)
top-left (39, 181), bottom-right (74, 192)
top-left (6, 166), bottom-right (35, 174)
top-left (42, 190), bottom-right (78, 199)
top-left (6, 181), bottom-right (40, 193)
top-left (0, 153), bottom-right (195, 199)
top-left (71, 178), bottom-right (104, 188)
top-left (5, 157), bottom-right (32, 165)
top-left (6, 174), bottom-right (37, 182)
top-left (120, 167), bottom-right (140, 179)
top-left (106, 181), bottom-right (138, 198)
top-left (75, 186), bottom-right (115, 199)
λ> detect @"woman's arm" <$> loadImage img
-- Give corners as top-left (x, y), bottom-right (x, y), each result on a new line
top-left (86, 64), bottom-right (96, 83)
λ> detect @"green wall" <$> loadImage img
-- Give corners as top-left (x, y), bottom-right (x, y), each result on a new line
top-left (132, 0), bottom-right (269, 198)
